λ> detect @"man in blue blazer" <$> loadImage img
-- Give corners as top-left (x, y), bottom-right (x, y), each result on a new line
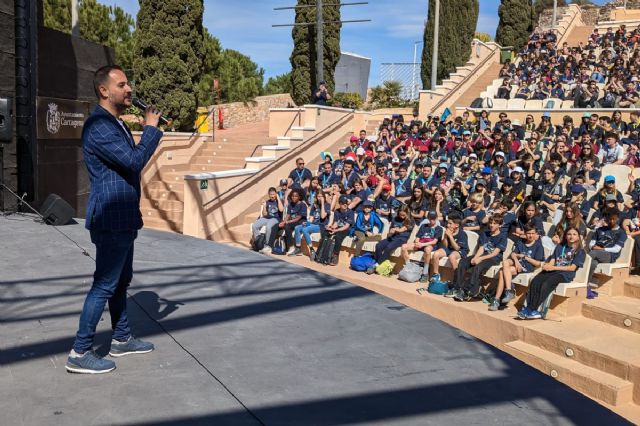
top-left (66, 65), bottom-right (163, 374)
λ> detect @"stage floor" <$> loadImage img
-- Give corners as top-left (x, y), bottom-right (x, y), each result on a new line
top-left (0, 214), bottom-right (630, 425)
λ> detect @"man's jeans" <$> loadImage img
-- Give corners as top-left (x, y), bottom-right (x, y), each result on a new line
top-left (73, 230), bottom-right (136, 353)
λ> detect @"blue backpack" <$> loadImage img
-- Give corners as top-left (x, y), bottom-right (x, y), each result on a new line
top-left (272, 236), bottom-right (286, 255)
top-left (350, 253), bottom-right (376, 272)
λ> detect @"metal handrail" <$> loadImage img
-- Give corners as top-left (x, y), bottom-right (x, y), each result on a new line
top-left (428, 45), bottom-right (501, 114)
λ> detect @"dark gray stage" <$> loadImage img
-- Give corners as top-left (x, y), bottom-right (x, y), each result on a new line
top-left (0, 214), bottom-right (629, 426)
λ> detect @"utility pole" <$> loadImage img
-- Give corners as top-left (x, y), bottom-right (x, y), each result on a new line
top-left (552, 0), bottom-right (557, 28)
top-left (412, 41), bottom-right (423, 100)
top-left (431, 0), bottom-right (440, 91)
top-left (71, 0), bottom-right (80, 37)
top-left (316, 0), bottom-right (324, 84)
top-left (274, 1), bottom-right (370, 92)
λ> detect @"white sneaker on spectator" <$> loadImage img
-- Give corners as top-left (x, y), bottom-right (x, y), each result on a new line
top-left (260, 246), bottom-right (272, 254)
top-left (286, 247), bottom-right (296, 255)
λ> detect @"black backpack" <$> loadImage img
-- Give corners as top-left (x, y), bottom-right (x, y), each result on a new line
top-left (315, 235), bottom-right (336, 264)
top-left (251, 234), bottom-right (266, 252)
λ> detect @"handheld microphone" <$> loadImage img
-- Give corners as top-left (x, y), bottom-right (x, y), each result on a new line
top-left (132, 97), bottom-right (171, 126)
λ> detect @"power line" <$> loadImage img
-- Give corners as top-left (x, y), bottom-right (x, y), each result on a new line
top-left (273, 1), bottom-right (370, 85)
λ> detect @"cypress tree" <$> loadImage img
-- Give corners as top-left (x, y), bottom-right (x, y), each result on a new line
top-left (290, 0), bottom-right (341, 105)
top-left (134, 0), bottom-right (204, 130)
top-left (496, 0), bottom-right (534, 50)
top-left (421, 0), bottom-right (479, 90)
top-left (44, 0), bottom-right (71, 32)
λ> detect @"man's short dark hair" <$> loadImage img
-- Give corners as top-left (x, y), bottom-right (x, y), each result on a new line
top-left (93, 65), bottom-right (124, 98)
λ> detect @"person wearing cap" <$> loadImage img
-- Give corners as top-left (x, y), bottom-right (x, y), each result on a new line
top-left (374, 183), bottom-right (396, 220)
top-left (564, 183), bottom-right (590, 220)
top-left (592, 175), bottom-right (624, 211)
top-left (426, 163), bottom-right (451, 194)
top-left (401, 210), bottom-right (444, 282)
top-left (333, 149), bottom-right (346, 175)
top-left (450, 214), bottom-right (507, 301)
top-left (288, 157), bottom-right (313, 190)
top-left (345, 135), bottom-right (360, 155)
top-left (491, 150), bottom-right (510, 181)
top-left (599, 132), bottom-right (624, 166)
top-left (587, 208), bottom-right (627, 298)
top-left (590, 193), bottom-right (621, 228)
top-left (318, 195), bottom-right (354, 266)
top-left (313, 80), bottom-right (331, 106)
top-left (479, 166), bottom-right (497, 196)
top-left (277, 178), bottom-right (289, 203)
top-left (352, 200), bottom-right (384, 256)
top-left (252, 187), bottom-right (285, 255)
top-left (509, 167), bottom-right (526, 201)
top-left (392, 163), bottom-right (413, 203)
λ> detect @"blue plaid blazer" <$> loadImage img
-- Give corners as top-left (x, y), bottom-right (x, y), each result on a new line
top-left (83, 105), bottom-right (163, 231)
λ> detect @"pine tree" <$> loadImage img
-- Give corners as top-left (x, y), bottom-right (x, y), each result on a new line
top-left (134, 0), bottom-right (204, 130)
top-left (290, 0), bottom-right (341, 105)
top-left (496, 0), bottom-right (534, 51)
top-left (264, 72), bottom-right (293, 96)
top-left (421, 0), bottom-right (479, 90)
top-left (214, 49), bottom-right (264, 103)
top-left (44, 0), bottom-right (71, 33)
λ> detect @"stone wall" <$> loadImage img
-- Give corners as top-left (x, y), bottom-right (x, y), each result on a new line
top-left (582, 6), bottom-right (601, 26)
top-left (207, 93), bottom-right (295, 129)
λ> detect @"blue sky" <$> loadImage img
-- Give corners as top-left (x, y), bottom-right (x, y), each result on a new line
top-left (99, 0), bottom-right (505, 85)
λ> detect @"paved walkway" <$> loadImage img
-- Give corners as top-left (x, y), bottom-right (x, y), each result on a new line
top-left (0, 215), bottom-right (629, 425)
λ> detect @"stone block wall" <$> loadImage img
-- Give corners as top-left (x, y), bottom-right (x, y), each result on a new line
top-left (0, 0), bottom-right (17, 210)
top-left (207, 94), bottom-right (295, 129)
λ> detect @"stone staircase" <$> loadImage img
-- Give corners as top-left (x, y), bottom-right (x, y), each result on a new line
top-left (140, 121), bottom-right (273, 233)
top-left (446, 62), bottom-right (505, 110)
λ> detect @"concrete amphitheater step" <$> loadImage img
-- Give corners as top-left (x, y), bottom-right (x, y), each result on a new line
top-left (504, 340), bottom-right (634, 407)
top-left (582, 296), bottom-right (640, 334)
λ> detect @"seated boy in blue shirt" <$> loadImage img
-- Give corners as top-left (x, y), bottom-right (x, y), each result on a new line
top-left (401, 211), bottom-right (444, 283)
top-left (449, 214), bottom-right (507, 300)
top-left (430, 215), bottom-right (469, 283)
top-left (494, 223), bottom-right (545, 311)
top-left (319, 195), bottom-right (355, 266)
top-left (587, 208), bottom-right (628, 298)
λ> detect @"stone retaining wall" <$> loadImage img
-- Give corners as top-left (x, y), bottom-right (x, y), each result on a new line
top-left (207, 94), bottom-right (295, 129)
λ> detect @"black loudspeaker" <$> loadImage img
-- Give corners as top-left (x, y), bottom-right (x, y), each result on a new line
top-left (39, 194), bottom-right (75, 225)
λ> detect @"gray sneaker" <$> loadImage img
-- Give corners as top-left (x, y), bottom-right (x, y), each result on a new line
top-left (488, 298), bottom-right (500, 311)
top-left (419, 274), bottom-right (430, 283)
top-left (109, 336), bottom-right (154, 357)
top-left (66, 350), bottom-right (116, 374)
top-left (501, 289), bottom-right (516, 305)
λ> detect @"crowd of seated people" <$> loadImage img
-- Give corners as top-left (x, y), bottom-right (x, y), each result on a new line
top-left (495, 25), bottom-right (640, 108)
top-left (250, 110), bottom-right (640, 320)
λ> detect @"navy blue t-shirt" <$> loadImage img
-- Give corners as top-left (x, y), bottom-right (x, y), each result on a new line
top-left (390, 216), bottom-right (413, 239)
top-left (479, 230), bottom-right (507, 255)
top-left (310, 202), bottom-right (332, 225)
top-left (288, 168), bottom-right (313, 185)
top-left (591, 226), bottom-right (627, 262)
top-left (333, 208), bottom-right (355, 228)
top-left (264, 199), bottom-right (281, 220)
top-left (552, 245), bottom-right (586, 281)
top-left (394, 178), bottom-right (413, 198)
top-left (439, 229), bottom-right (469, 258)
top-left (463, 208), bottom-right (486, 228)
top-left (501, 211), bottom-right (517, 235)
top-left (319, 172), bottom-right (339, 189)
top-left (514, 238), bottom-right (545, 272)
top-left (516, 216), bottom-right (545, 236)
top-left (350, 189), bottom-right (372, 212)
top-left (416, 223), bottom-right (444, 244)
top-left (287, 201), bottom-right (307, 222)
top-left (374, 195), bottom-right (396, 219)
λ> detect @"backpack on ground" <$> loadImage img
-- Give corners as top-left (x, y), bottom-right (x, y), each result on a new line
top-left (427, 279), bottom-right (449, 295)
top-left (398, 261), bottom-right (422, 283)
top-left (251, 233), bottom-right (266, 252)
top-left (315, 235), bottom-right (336, 264)
top-left (272, 236), bottom-right (286, 255)
top-left (350, 253), bottom-right (376, 272)
top-left (375, 260), bottom-right (394, 277)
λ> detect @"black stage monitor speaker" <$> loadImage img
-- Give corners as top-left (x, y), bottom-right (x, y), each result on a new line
top-left (40, 194), bottom-right (75, 225)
